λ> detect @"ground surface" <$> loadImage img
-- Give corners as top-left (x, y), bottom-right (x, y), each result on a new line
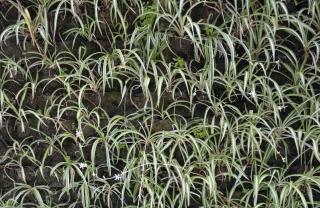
top-left (0, 0), bottom-right (320, 207)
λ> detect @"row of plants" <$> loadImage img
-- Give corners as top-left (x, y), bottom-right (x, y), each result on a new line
top-left (0, 0), bottom-right (320, 207)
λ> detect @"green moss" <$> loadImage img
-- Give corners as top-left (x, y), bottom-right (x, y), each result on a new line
top-left (140, 4), bottom-right (157, 28)
top-left (173, 57), bottom-right (186, 69)
top-left (192, 126), bottom-right (208, 139)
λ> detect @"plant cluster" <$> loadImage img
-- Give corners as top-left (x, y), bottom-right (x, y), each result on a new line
top-left (0, 0), bottom-right (320, 207)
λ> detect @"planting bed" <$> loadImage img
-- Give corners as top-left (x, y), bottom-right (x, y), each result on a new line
top-left (0, 0), bottom-right (320, 207)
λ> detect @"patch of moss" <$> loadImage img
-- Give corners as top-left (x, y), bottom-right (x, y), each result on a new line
top-left (173, 57), bottom-right (186, 69)
top-left (192, 126), bottom-right (208, 139)
top-left (140, 4), bottom-right (157, 28)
